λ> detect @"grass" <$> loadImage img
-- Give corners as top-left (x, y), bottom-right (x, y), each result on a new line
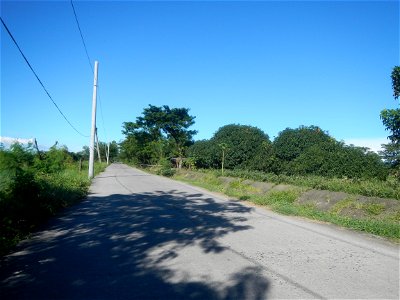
top-left (197, 169), bottom-right (400, 200)
top-left (173, 170), bottom-right (400, 241)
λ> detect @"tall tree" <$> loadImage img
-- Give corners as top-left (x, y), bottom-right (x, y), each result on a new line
top-left (273, 126), bottom-right (332, 162)
top-left (380, 66), bottom-right (400, 174)
top-left (121, 105), bottom-right (197, 165)
top-left (211, 124), bottom-right (271, 169)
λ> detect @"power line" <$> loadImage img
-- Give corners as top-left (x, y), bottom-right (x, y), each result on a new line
top-left (70, 1), bottom-right (109, 144)
top-left (1, 17), bottom-right (89, 138)
top-left (70, 0), bottom-right (93, 72)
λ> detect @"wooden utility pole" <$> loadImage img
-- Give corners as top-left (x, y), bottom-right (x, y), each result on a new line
top-left (88, 61), bottom-right (99, 179)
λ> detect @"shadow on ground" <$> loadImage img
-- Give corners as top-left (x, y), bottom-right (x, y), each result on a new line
top-left (0, 190), bottom-right (269, 299)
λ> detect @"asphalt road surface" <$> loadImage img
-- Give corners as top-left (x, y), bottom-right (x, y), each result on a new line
top-left (1, 163), bottom-right (399, 299)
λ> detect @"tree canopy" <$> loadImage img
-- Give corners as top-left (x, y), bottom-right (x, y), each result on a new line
top-left (273, 126), bottom-right (332, 162)
top-left (187, 124), bottom-right (388, 180)
top-left (380, 66), bottom-right (400, 174)
top-left (211, 124), bottom-right (271, 169)
top-left (120, 105), bottom-right (197, 164)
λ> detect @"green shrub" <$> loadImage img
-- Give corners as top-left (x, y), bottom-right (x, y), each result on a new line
top-left (157, 159), bottom-right (176, 177)
top-left (0, 144), bottom-right (106, 256)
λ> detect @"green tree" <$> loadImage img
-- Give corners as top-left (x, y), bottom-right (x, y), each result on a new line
top-left (381, 108), bottom-right (400, 144)
top-left (187, 140), bottom-right (219, 169)
top-left (246, 140), bottom-right (277, 173)
top-left (108, 141), bottom-right (119, 162)
top-left (391, 66), bottom-right (400, 100)
top-left (380, 143), bottom-right (400, 169)
top-left (120, 105), bottom-right (197, 165)
top-left (291, 141), bottom-right (388, 179)
top-left (380, 66), bottom-right (400, 174)
top-left (273, 126), bottom-right (332, 166)
top-left (211, 124), bottom-right (271, 169)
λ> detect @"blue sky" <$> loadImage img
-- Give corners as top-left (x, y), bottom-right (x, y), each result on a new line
top-left (1, 0), bottom-right (399, 152)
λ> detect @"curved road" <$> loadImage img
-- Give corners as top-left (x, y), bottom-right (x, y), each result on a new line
top-left (1, 163), bottom-right (399, 299)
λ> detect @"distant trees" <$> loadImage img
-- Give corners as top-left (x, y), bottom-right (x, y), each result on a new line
top-left (79, 141), bottom-right (119, 163)
top-left (118, 104), bottom-right (389, 181)
top-left (120, 105), bottom-right (197, 165)
top-left (188, 124), bottom-right (272, 171)
top-left (289, 140), bottom-right (387, 179)
top-left (187, 125), bottom-right (388, 180)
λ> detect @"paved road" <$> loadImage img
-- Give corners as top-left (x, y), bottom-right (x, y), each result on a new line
top-left (1, 164), bottom-right (399, 299)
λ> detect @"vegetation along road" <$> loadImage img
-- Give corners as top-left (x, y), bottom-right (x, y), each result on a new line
top-left (0, 163), bottom-right (398, 299)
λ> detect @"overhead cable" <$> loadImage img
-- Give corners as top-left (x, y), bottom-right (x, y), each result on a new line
top-left (70, 0), bottom-right (93, 72)
top-left (70, 1), bottom-right (108, 144)
top-left (1, 17), bottom-right (89, 138)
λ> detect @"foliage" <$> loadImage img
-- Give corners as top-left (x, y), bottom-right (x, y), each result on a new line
top-left (380, 66), bottom-right (400, 176)
top-left (187, 140), bottom-right (219, 169)
top-left (0, 143), bottom-right (106, 256)
top-left (380, 108), bottom-right (400, 144)
top-left (290, 141), bottom-right (388, 180)
top-left (183, 157), bottom-right (197, 170)
top-left (187, 124), bottom-right (388, 181)
top-left (187, 124), bottom-right (272, 171)
top-left (379, 142), bottom-right (400, 170)
top-left (156, 158), bottom-right (176, 177)
top-left (120, 105), bottom-right (197, 165)
top-left (35, 144), bottom-right (73, 173)
top-left (245, 140), bottom-right (277, 173)
top-left (271, 126), bottom-right (388, 179)
top-left (391, 66), bottom-right (400, 100)
top-left (211, 124), bottom-right (271, 169)
top-left (272, 125), bottom-right (332, 163)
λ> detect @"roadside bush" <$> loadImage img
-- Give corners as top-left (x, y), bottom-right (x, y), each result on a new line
top-left (34, 145), bottom-right (72, 173)
top-left (157, 159), bottom-right (176, 177)
top-left (0, 143), bottom-right (105, 256)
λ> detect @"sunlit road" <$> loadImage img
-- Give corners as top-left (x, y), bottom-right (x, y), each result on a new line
top-left (1, 163), bottom-right (399, 299)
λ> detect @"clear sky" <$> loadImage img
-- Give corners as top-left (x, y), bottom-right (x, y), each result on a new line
top-left (1, 0), bottom-right (399, 152)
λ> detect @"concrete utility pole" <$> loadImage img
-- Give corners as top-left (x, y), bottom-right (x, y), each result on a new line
top-left (106, 142), bottom-right (110, 165)
top-left (95, 127), bottom-right (101, 163)
top-left (88, 61), bottom-right (99, 179)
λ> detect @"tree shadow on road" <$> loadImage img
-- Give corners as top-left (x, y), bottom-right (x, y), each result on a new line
top-left (0, 190), bottom-right (270, 299)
